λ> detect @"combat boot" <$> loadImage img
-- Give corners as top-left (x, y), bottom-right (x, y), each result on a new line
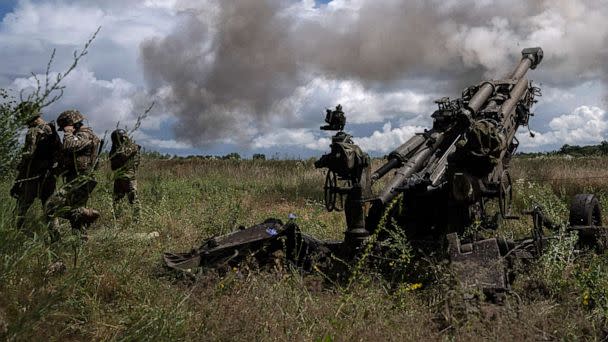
top-left (48, 218), bottom-right (61, 243)
top-left (79, 208), bottom-right (100, 225)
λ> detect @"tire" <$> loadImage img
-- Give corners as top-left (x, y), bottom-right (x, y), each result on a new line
top-left (569, 194), bottom-right (602, 226)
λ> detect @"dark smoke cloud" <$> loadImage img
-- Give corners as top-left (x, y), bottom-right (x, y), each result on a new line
top-left (141, 1), bottom-right (299, 145)
top-left (141, 0), bottom-right (608, 147)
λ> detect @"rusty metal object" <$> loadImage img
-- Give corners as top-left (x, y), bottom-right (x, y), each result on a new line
top-left (164, 219), bottom-right (340, 274)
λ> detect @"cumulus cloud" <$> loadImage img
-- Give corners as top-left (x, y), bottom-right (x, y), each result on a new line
top-left (11, 68), bottom-right (142, 129)
top-left (252, 121), bottom-right (427, 155)
top-left (518, 105), bottom-right (608, 150)
top-left (355, 122), bottom-right (426, 153)
top-left (252, 129), bottom-right (324, 150)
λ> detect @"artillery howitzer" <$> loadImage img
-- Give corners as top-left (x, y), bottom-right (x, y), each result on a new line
top-left (165, 47), bottom-right (608, 295)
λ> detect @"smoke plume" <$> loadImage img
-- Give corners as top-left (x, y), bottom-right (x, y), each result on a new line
top-left (140, 0), bottom-right (608, 147)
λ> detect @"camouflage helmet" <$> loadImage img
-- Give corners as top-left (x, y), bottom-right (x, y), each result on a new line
top-left (57, 110), bottom-right (85, 131)
top-left (17, 101), bottom-right (42, 124)
top-left (111, 128), bottom-right (129, 145)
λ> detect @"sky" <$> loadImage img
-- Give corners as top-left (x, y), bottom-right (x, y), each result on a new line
top-left (0, 0), bottom-right (607, 158)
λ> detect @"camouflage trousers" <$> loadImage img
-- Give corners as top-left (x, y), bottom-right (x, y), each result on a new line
top-left (12, 175), bottom-right (56, 230)
top-left (113, 179), bottom-right (140, 221)
top-left (45, 177), bottom-right (98, 235)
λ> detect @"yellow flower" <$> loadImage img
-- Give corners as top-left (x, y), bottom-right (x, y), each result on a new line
top-left (582, 292), bottom-right (590, 306)
top-left (405, 283), bottom-right (422, 291)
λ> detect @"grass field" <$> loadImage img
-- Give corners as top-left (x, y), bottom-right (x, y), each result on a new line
top-left (2, 156), bottom-right (608, 340)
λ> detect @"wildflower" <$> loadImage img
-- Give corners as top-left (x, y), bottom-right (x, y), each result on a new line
top-left (582, 292), bottom-right (590, 306)
top-left (405, 283), bottom-right (422, 291)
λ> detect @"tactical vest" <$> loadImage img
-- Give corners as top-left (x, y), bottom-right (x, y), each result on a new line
top-left (19, 123), bottom-right (61, 177)
top-left (64, 128), bottom-right (101, 179)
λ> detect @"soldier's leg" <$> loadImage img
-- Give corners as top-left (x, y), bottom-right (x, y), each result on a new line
top-left (39, 174), bottom-right (57, 205)
top-left (15, 195), bottom-right (34, 230)
top-left (69, 179), bottom-right (99, 238)
top-left (14, 181), bottom-right (36, 230)
top-left (40, 175), bottom-right (59, 235)
top-left (44, 189), bottom-right (70, 243)
top-left (112, 179), bottom-right (126, 217)
top-left (126, 180), bottom-right (141, 221)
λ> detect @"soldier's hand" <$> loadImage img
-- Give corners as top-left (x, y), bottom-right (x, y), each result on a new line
top-left (63, 125), bottom-right (75, 133)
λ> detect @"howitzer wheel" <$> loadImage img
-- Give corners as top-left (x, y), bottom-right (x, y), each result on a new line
top-left (324, 170), bottom-right (338, 212)
top-left (569, 194), bottom-right (602, 226)
top-left (498, 170), bottom-right (513, 218)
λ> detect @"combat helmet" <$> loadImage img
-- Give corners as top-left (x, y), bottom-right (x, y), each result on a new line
top-left (111, 129), bottom-right (130, 146)
top-left (57, 110), bottom-right (85, 131)
top-left (17, 101), bottom-right (42, 124)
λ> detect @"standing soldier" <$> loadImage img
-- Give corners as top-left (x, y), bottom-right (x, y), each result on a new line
top-left (109, 129), bottom-right (141, 221)
top-left (45, 110), bottom-right (101, 240)
top-left (10, 102), bottom-right (61, 232)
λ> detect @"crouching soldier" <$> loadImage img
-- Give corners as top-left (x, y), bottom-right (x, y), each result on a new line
top-left (10, 102), bottom-right (61, 235)
top-left (45, 110), bottom-right (101, 240)
top-left (109, 129), bottom-right (141, 221)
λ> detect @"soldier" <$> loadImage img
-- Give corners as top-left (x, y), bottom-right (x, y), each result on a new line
top-left (109, 129), bottom-right (141, 221)
top-left (10, 102), bottom-right (61, 232)
top-left (45, 110), bottom-right (101, 240)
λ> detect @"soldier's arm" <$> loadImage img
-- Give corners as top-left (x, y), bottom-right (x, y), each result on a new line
top-left (113, 143), bottom-right (138, 160)
top-left (63, 131), bottom-right (92, 152)
top-left (17, 127), bottom-right (40, 168)
top-left (124, 143), bottom-right (140, 159)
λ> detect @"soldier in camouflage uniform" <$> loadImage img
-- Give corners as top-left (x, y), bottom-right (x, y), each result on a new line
top-left (45, 110), bottom-right (101, 239)
top-left (109, 129), bottom-right (141, 221)
top-left (10, 102), bottom-right (61, 231)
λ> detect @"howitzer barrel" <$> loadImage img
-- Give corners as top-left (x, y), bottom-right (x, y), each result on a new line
top-left (377, 132), bottom-right (445, 204)
top-left (467, 82), bottom-right (495, 114)
top-left (510, 47), bottom-right (543, 79)
top-left (372, 134), bottom-right (426, 181)
top-left (500, 76), bottom-right (529, 141)
top-left (467, 47), bottom-right (543, 115)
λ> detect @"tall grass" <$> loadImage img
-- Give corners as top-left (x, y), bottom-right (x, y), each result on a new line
top-left (1, 155), bottom-right (608, 340)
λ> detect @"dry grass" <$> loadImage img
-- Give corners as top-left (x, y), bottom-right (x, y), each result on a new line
top-left (1, 155), bottom-right (608, 341)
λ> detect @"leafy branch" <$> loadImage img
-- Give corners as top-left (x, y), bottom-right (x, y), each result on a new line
top-left (20, 26), bottom-right (101, 112)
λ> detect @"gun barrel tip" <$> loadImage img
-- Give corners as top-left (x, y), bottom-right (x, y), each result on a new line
top-left (521, 47), bottom-right (543, 69)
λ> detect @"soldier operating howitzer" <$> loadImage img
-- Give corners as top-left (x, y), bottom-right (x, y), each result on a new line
top-left (321, 104), bottom-right (346, 131)
top-left (110, 129), bottom-right (141, 221)
top-left (10, 102), bottom-right (61, 233)
top-left (45, 109), bottom-right (101, 241)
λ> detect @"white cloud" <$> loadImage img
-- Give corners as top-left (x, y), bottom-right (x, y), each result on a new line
top-left (355, 122), bottom-right (425, 153)
top-left (11, 68), bottom-right (145, 130)
top-left (0, 0), bottom-right (175, 83)
top-left (269, 77), bottom-right (434, 129)
top-left (518, 105), bottom-right (608, 150)
top-left (252, 128), bottom-right (321, 150)
top-left (252, 121), bottom-right (425, 154)
top-left (133, 131), bottom-right (191, 150)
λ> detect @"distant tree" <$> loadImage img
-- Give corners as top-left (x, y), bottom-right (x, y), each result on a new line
top-left (559, 144), bottom-right (572, 155)
top-left (252, 153), bottom-right (266, 161)
top-left (600, 141), bottom-right (608, 155)
top-left (222, 152), bottom-right (241, 160)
